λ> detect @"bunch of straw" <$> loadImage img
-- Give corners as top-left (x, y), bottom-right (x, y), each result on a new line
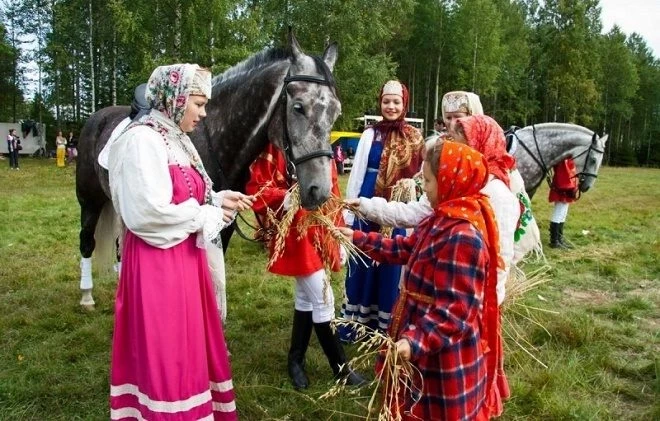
top-left (320, 320), bottom-right (423, 421)
top-left (501, 264), bottom-right (556, 368)
top-left (380, 177), bottom-right (418, 237)
top-left (265, 185), bottom-right (368, 279)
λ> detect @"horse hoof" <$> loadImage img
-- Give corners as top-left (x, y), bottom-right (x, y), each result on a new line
top-left (80, 290), bottom-right (95, 308)
top-left (81, 303), bottom-right (95, 311)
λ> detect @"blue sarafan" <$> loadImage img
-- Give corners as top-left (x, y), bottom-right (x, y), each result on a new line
top-left (505, 123), bottom-right (608, 198)
top-left (74, 32), bottom-right (340, 308)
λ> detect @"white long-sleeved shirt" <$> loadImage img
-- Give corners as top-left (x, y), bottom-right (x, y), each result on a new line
top-left (356, 176), bottom-right (519, 305)
top-left (108, 118), bottom-right (229, 249)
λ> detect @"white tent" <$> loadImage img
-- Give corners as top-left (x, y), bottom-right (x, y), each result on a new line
top-left (1, 122), bottom-right (46, 155)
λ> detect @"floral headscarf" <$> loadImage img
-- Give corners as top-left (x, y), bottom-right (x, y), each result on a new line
top-left (145, 64), bottom-right (211, 126)
top-left (373, 80), bottom-right (425, 200)
top-left (455, 115), bottom-right (515, 188)
top-left (137, 64), bottom-right (214, 204)
top-left (441, 91), bottom-right (484, 119)
top-left (434, 141), bottom-right (503, 416)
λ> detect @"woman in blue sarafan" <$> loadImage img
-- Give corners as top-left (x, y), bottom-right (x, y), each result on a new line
top-left (340, 80), bottom-right (424, 341)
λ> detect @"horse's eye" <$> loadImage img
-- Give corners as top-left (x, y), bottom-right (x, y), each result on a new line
top-left (293, 103), bottom-right (305, 114)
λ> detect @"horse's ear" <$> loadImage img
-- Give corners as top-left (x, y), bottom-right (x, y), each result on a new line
top-left (600, 134), bottom-right (609, 145)
top-left (322, 42), bottom-right (338, 71)
top-left (288, 28), bottom-right (304, 62)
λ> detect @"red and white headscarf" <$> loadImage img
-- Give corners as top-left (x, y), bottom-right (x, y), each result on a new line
top-left (455, 115), bottom-right (516, 188)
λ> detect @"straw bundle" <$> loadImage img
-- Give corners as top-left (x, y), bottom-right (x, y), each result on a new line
top-left (320, 320), bottom-right (423, 421)
top-left (264, 185), bottom-right (369, 301)
top-left (380, 177), bottom-right (419, 237)
top-left (501, 264), bottom-right (555, 368)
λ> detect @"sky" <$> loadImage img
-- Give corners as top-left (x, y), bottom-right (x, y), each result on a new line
top-left (599, 0), bottom-right (660, 57)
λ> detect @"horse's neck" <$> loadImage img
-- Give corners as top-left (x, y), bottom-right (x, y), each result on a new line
top-left (529, 127), bottom-right (591, 169)
top-left (199, 61), bottom-right (289, 191)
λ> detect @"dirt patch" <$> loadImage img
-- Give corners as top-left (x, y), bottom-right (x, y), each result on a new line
top-left (562, 288), bottom-right (614, 306)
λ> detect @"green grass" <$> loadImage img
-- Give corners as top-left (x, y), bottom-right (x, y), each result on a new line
top-left (0, 160), bottom-right (658, 420)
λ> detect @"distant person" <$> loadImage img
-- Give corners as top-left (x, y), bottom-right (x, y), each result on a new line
top-left (346, 146), bottom-right (354, 159)
top-left (432, 117), bottom-right (446, 135)
top-left (334, 144), bottom-right (345, 175)
top-left (66, 131), bottom-right (78, 164)
top-left (55, 130), bottom-right (67, 167)
top-left (548, 159), bottom-right (578, 248)
top-left (6, 128), bottom-right (20, 170)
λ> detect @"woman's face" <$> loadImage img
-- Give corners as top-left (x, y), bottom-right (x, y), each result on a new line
top-left (422, 161), bottom-right (439, 208)
top-left (380, 94), bottom-right (404, 121)
top-left (179, 95), bottom-right (208, 133)
top-left (443, 111), bottom-right (468, 130)
top-left (448, 122), bottom-right (467, 145)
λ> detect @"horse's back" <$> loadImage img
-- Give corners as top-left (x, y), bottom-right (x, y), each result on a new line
top-left (76, 106), bottom-right (131, 205)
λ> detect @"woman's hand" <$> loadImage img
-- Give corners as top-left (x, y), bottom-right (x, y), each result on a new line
top-left (395, 338), bottom-right (412, 362)
top-left (337, 226), bottom-right (353, 241)
top-left (343, 198), bottom-right (360, 207)
top-left (220, 191), bottom-right (256, 222)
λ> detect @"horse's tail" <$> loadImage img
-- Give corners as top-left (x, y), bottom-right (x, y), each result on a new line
top-left (94, 201), bottom-right (122, 277)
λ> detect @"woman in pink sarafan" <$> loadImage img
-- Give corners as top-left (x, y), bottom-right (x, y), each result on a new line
top-left (107, 63), bottom-right (254, 420)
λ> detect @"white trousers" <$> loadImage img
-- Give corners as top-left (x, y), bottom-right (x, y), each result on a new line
top-left (551, 201), bottom-right (570, 223)
top-left (294, 269), bottom-right (335, 323)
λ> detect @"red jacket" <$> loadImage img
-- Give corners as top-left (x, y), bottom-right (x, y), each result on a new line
top-left (549, 159), bottom-right (579, 203)
top-left (246, 143), bottom-right (342, 276)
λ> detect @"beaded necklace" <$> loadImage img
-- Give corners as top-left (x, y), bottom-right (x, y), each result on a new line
top-left (122, 114), bottom-right (213, 204)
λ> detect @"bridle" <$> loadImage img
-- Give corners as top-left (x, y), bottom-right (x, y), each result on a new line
top-left (510, 125), bottom-right (604, 192)
top-left (279, 57), bottom-right (335, 182)
top-left (572, 132), bottom-right (605, 183)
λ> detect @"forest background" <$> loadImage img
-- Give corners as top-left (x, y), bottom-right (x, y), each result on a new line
top-left (1, 0), bottom-right (659, 166)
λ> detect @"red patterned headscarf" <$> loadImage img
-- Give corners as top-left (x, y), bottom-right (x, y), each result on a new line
top-left (373, 80), bottom-right (424, 200)
top-left (434, 141), bottom-right (504, 418)
top-left (455, 115), bottom-right (515, 188)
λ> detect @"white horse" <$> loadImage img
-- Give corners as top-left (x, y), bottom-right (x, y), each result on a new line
top-left (507, 123), bottom-right (608, 198)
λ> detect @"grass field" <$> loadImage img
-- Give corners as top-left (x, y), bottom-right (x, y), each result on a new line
top-left (0, 158), bottom-right (658, 420)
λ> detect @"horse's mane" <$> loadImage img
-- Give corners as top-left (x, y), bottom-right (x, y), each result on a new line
top-left (212, 47), bottom-right (291, 87)
top-left (211, 46), bottom-right (336, 95)
top-left (531, 123), bottom-right (594, 137)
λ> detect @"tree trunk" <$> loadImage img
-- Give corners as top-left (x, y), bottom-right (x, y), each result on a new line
top-left (89, 0), bottom-right (95, 113)
top-left (434, 52), bottom-right (441, 123)
top-left (472, 32), bottom-right (478, 92)
top-left (112, 30), bottom-right (117, 106)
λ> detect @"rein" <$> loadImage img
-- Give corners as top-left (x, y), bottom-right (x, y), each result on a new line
top-left (513, 126), bottom-right (604, 192)
top-left (572, 132), bottom-right (605, 181)
top-left (279, 60), bottom-right (335, 183)
top-left (511, 125), bottom-right (552, 192)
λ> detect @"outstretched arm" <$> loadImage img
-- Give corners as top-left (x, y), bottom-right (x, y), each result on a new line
top-left (346, 194), bottom-right (433, 228)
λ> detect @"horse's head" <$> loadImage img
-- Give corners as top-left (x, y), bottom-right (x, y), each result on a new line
top-left (269, 32), bottom-right (340, 210)
top-left (576, 133), bottom-right (607, 192)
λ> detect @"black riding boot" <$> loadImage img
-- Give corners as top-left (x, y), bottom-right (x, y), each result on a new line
top-left (288, 310), bottom-right (313, 389)
top-left (550, 222), bottom-right (569, 249)
top-left (314, 321), bottom-right (367, 386)
top-left (558, 222), bottom-right (574, 249)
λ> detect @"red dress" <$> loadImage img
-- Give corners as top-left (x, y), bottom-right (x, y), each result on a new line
top-left (246, 143), bottom-right (342, 276)
top-left (549, 159), bottom-right (578, 203)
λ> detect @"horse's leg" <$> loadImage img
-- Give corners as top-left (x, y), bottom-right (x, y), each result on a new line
top-left (79, 201), bottom-right (103, 308)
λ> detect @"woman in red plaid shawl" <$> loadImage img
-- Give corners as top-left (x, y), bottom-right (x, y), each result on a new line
top-left (341, 140), bottom-right (504, 420)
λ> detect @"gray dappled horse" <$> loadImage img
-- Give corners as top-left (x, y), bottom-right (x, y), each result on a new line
top-left (75, 33), bottom-right (340, 307)
top-left (508, 123), bottom-right (608, 198)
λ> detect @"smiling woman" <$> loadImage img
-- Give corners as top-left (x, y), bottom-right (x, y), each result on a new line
top-left (340, 80), bottom-right (425, 341)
